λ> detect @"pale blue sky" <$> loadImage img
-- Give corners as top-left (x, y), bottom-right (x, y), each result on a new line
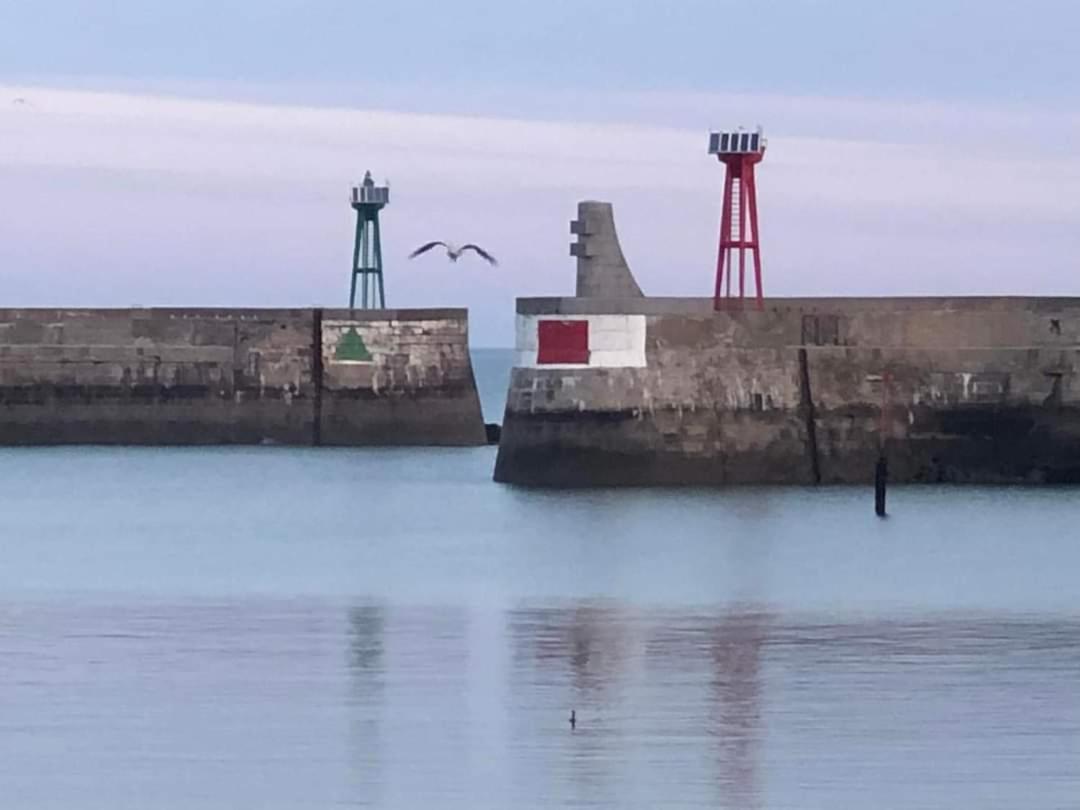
top-left (4, 0), bottom-right (1079, 103)
top-left (2, 1), bottom-right (1079, 345)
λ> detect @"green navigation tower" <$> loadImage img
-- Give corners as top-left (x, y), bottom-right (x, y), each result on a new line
top-left (349, 171), bottom-right (390, 309)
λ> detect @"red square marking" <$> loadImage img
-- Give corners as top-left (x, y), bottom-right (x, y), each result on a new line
top-left (537, 320), bottom-right (589, 364)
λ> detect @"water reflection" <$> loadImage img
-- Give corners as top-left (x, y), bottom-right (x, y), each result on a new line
top-left (511, 602), bottom-right (632, 695)
top-left (9, 600), bottom-right (1076, 808)
top-left (643, 608), bottom-right (769, 809)
top-left (708, 610), bottom-right (767, 809)
top-left (507, 603), bottom-right (634, 806)
top-left (339, 602), bottom-right (1080, 809)
top-left (348, 605), bottom-right (472, 807)
top-left (347, 605), bottom-right (385, 806)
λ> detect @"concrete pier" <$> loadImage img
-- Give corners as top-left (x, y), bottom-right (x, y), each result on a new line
top-left (0, 307), bottom-right (486, 446)
top-left (494, 203), bottom-right (1080, 486)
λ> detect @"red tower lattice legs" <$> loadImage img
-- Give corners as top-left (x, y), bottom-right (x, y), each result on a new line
top-left (709, 129), bottom-right (767, 311)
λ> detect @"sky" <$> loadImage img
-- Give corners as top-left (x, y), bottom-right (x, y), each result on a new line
top-left (2, 0), bottom-right (1079, 345)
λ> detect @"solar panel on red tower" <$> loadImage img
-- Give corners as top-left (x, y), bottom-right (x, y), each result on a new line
top-left (537, 320), bottom-right (589, 364)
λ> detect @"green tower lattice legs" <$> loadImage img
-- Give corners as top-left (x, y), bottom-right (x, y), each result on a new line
top-left (349, 212), bottom-right (386, 310)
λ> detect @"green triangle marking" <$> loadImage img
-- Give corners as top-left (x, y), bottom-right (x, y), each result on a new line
top-left (335, 327), bottom-right (373, 362)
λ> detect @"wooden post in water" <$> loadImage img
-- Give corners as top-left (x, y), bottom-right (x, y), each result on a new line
top-left (875, 455), bottom-right (888, 517)
top-left (876, 372), bottom-right (891, 518)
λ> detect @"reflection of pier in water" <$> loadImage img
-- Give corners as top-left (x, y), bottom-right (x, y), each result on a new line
top-left (348, 605), bottom-right (473, 806)
top-left (512, 603), bottom-right (633, 695)
top-left (347, 605), bottom-right (385, 805)
top-left (509, 602), bottom-right (770, 809)
top-left (645, 608), bottom-right (770, 810)
top-left (509, 602), bottom-right (635, 803)
top-left (345, 602), bottom-right (1080, 809)
top-left (709, 610), bottom-right (769, 809)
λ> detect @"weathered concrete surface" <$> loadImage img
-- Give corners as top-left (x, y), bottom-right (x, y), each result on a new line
top-left (571, 201), bottom-right (644, 299)
top-left (495, 296), bottom-right (1080, 486)
top-left (0, 308), bottom-right (485, 446)
top-left (319, 308), bottom-right (486, 446)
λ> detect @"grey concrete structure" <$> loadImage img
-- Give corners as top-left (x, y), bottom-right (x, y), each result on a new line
top-left (0, 308), bottom-right (485, 446)
top-left (495, 203), bottom-right (1080, 486)
top-left (571, 201), bottom-right (644, 299)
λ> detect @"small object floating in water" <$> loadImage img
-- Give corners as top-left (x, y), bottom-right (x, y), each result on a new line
top-left (569, 709), bottom-right (576, 730)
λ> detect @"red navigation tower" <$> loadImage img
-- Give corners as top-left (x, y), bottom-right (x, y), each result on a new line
top-left (709, 128), bottom-right (767, 310)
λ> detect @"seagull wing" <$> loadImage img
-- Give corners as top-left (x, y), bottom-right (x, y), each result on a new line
top-left (408, 241), bottom-right (447, 259)
top-left (460, 244), bottom-right (498, 266)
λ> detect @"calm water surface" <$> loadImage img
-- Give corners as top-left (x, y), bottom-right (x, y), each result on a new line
top-left (1, 352), bottom-right (1079, 808)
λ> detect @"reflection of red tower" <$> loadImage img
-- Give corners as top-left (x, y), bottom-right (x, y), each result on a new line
top-left (710, 610), bottom-right (768, 809)
top-left (709, 129), bottom-right (767, 311)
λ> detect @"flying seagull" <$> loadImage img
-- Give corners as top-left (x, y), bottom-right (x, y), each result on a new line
top-left (409, 241), bottom-right (498, 266)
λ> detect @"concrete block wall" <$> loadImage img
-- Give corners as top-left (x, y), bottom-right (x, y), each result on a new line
top-left (0, 308), bottom-right (485, 446)
top-left (495, 297), bottom-right (1080, 485)
top-left (319, 309), bottom-right (486, 446)
top-left (0, 309), bottom-right (315, 444)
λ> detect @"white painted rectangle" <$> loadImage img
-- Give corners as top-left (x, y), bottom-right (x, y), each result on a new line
top-left (514, 314), bottom-right (647, 369)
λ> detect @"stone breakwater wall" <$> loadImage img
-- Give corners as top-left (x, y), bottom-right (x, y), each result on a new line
top-left (494, 296), bottom-right (1080, 486)
top-left (0, 308), bottom-right (485, 446)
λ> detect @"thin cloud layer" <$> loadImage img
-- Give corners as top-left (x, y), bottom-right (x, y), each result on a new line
top-left (2, 84), bottom-right (1079, 345)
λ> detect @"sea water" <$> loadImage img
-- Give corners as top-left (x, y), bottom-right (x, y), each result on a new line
top-left (1, 348), bottom-right (1078, 808)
